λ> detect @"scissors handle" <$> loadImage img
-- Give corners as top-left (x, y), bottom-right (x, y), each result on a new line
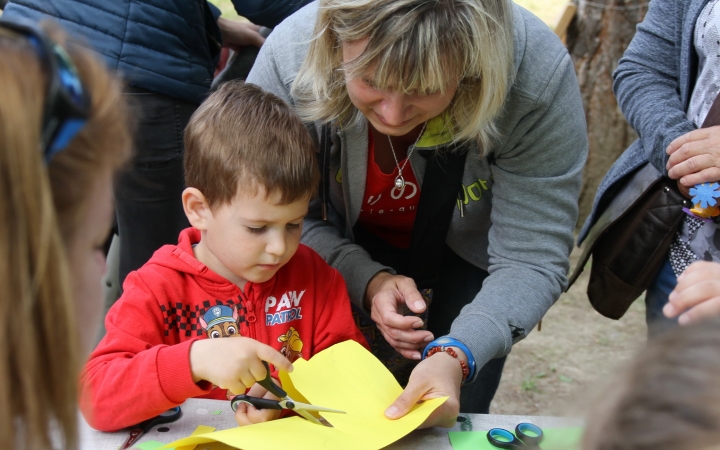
top-left (231, 394), bottom-right (285, 412)
top-left (258, 360), bottom-right (287, 399)
top-left (487, 428), bottom-right (524, 449)
top-left (515, 422), bottom-right (543, 447)
top-left (139, 406), bottom-right (183, 432)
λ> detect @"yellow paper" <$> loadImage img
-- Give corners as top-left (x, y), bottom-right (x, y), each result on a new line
top-left (190, 425), bottom-right (216, 435)
top-left (162, 341), bottom-right (447, 450)
top-left (174, 425), bottom-right (218, 450)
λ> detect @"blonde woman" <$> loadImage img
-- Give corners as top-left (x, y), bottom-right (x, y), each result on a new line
top-left (0, 21), bottom-right (131, 449)
top-left (248, 0), bottom-right (587, 425)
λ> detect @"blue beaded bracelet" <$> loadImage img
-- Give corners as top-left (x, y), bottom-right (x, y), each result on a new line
top-left (422, 336), bottom-right (476, 383)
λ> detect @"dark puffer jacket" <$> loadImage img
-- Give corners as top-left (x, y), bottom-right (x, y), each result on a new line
top-left (1, 0), bottom-right (311, 103)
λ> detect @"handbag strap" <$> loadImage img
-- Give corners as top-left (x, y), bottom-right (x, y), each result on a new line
top-left (406, 145), bottom-right (468, 288)
top-left (702, 92), bottom-right (720, 128)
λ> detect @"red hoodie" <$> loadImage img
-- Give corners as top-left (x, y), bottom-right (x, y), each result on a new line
top-left (81, 228), bottom-right (368, 431)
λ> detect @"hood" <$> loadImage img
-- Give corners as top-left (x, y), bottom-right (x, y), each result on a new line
top-left (143, 227), bottom-right (233, 287)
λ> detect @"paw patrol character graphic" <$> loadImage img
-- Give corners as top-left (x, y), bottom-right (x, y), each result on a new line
top-left (278, 327), bottom-right (304, 362)
top-left (199, 305), bottom-right (242, 399)
top-left (199, 305), bottom-right (240, 339)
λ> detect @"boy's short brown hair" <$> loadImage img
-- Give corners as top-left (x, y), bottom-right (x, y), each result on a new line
top-left (184, 81), bottom-right (319, 209)
top-left (582, 317), bottom-right (720, 450)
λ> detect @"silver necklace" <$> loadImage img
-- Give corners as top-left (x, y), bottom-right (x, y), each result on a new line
top-left (387, 121), bottom-right (427, 190)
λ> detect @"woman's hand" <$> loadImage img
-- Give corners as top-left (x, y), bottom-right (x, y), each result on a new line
top-left (666, 126), bottom-right (720, 187)
top-left (664, 261), bottom-right (720, 325)
top-left (233, 382), bottom-right (283, 426)
top-left (217, 18), bottom-right (265, 51)
top-left (384, 351), bottom-right (462, 428)
top-left (365, 272), bottom-right (434, 360)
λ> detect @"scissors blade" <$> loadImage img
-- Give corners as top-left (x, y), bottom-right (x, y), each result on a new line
top-left (120, 427), bottom-right (143, 450)
top-left (121, 407), bottom-right (182, 449)
top-left (293, 406), bottom-right (325, 426)
top-left (282, 395), bottom-right (344, 426)
top-left (288, 400), bottom-right (346, 414)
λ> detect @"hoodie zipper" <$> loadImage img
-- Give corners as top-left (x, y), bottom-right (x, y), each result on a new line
top-left (245, 300), bottom-right (257, 324)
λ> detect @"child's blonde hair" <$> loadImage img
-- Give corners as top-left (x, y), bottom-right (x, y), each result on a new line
top-left (184, 81), bottom-right (320, 209)
top-left (291, 0), bottom-right (514, 153)
top-left (0, 23), bottom-right (131, 449)
top-left (583, 317), bottom-right (720, 450)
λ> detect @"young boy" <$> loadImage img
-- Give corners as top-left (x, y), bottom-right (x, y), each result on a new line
top-left (81, 81), bottom-right (368, 431)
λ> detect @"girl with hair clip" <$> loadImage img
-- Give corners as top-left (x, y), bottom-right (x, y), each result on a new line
top-left (0, 21), bottom-right (131, 449)
top-left (247, 0), bottom-right (587, 425)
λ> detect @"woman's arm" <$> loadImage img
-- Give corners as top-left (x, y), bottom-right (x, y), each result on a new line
top-left (612, 0), bottom-right (695, 174)
top-left (453, 50), bottom-right (588, 379)
top-left (387, 31), bottom-right (589, 428)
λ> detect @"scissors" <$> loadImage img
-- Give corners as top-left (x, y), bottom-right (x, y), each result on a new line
top-left (120, 406), bottom-right (182, 449)
top-left (486, 422), bottom-right (544, 449)
top-left (230, 361), bottom-right (345, 426)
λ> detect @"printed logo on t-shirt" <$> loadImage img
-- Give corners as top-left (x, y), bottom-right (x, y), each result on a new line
top-left (277, 327), bottom-right (304, 362)
top-left (159, 298), bottom-right (246, 337)
top-left (456, 178), bottom-right (491, 211)
top-left (199, 305), bottom-right (240, 339)
top-left (265, 290), bottom-right (305, 326)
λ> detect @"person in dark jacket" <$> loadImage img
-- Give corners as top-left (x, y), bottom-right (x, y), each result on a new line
top-left (0, 0), bottom-right (311, 287)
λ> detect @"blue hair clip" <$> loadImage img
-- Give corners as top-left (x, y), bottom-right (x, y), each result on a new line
top-left (0, 20), bottom-right (90, 162)
top-left (689, 182), bottom-right (720, 209)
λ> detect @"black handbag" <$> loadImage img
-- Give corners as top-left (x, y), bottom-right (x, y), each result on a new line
top-left (568, 164), bottom-right (686, 319)
top-left (568, 95), bottom-right (720, 319)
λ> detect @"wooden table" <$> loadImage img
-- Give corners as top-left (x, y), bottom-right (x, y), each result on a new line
top-left (79, 398), bottom-right (580, 450)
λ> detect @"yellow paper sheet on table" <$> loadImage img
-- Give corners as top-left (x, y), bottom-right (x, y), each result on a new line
top-left (162, 340), bottom-right (446, 450)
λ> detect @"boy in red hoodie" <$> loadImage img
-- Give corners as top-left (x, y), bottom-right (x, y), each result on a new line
top-left (81, 81), bottom-right (368, 431)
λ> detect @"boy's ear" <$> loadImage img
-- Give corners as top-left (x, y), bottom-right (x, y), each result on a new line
top-left (182, 188), bottom-right (211, 231)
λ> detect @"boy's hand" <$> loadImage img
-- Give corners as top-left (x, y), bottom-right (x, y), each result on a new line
top-left (189, 337), bottom-right (292, 395)
top-left (234, 383), bottom-right (283, 426)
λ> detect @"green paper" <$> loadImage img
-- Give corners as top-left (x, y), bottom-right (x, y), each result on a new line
top-left (133, 441), bottom-right (172, 450)
top-left (449, 427), bottom-right (583, 450)
top-left (211, 411), bottom-right (222, 415)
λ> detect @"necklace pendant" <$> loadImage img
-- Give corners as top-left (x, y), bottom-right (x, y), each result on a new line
top-left (394, 176), bottom-right (405, 189)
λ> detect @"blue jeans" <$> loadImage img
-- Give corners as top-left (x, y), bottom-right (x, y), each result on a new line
top-left (115, 87), bottom-right (198, 285)
top-left (645, 255), bottom-right (679, 338)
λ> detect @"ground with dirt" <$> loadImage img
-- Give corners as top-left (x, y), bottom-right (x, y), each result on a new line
top-left (490, 247), bottom-right (648, 416)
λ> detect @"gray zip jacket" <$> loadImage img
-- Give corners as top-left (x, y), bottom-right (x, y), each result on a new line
top-left (247, 2), bottom-right (587, 376)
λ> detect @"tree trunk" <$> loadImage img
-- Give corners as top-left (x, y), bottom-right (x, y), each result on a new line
top-left (566, 0), bottom-right (649, 227)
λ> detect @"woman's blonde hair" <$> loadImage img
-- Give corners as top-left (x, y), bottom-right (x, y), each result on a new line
top-left (292, 0), bottom-right (514, 152)
top-left (0, 24), bottom-right (131, 449)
